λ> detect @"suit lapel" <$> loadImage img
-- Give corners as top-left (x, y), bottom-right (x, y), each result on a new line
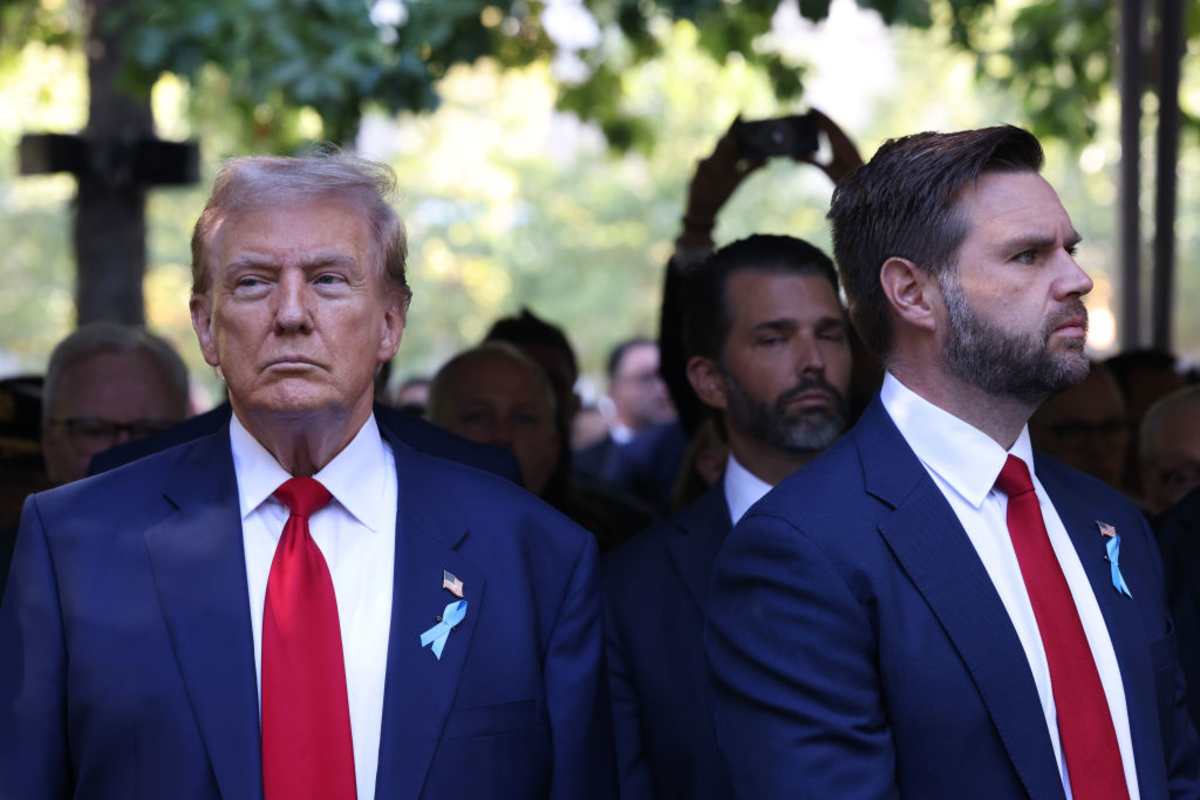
top-left (1036, 460), bottom-right (1164, 798)
top-left (143, 430), bottom-right (263, 800)
top-left (373, 437), bottom-right (485, 800)
top-left (858, 400), bottom-right (1066, 800)
top-left (667, 485), bottom-right (733, 612)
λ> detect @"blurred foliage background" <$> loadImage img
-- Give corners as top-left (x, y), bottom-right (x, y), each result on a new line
top-left (0, 0), bottom-right (1198, 398)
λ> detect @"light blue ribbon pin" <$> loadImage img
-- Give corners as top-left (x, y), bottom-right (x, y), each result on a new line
top-left (1105, 533), bottom-right (1133, 598)
top-left (420, 599), bottom-right (468, 660)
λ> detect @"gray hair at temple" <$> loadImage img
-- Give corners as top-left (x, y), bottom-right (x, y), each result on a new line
top-left (43, 322), bottom-right (189, 421)
top-left (190, 151), bottom-right (410, 297)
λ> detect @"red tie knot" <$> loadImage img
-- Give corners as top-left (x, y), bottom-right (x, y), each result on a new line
top-left (995, 454), bottom-right (1036, 498)
top-left (274, 476), bottom-right (333, 519)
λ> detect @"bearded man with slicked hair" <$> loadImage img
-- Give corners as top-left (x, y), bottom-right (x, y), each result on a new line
top-left (706, 126), bottom-right (1200, 799)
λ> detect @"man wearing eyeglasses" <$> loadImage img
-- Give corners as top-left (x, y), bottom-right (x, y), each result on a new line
top-left (41, 321), bottom-right (190, 485)
top-left (1029, 360), bottom-right (1131, 494)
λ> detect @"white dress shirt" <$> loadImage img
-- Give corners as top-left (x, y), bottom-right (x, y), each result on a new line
top-left (880, 372), bottom-right (1139, 799)
top-left (723, 453), bottom-right (774, 526)
top-left (231, 413), bottom-right (397, 800)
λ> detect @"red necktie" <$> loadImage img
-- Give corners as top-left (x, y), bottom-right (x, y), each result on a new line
top-left (995, 455), bottom-right (1129, 799)
top-left (261, 477), bottom-right (356, 800)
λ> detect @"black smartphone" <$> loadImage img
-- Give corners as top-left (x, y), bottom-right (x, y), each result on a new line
top-left (732, 114), bottom-right (820, 161)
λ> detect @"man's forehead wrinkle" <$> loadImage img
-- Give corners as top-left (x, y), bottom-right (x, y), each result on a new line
top-left (224, 245), bottom-right (359, 270)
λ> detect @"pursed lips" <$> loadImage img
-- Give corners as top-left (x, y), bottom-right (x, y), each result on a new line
top-left (1052, 315), bottom-right (1088, 336)
top-left (782, 389), bottom-right (837, 409)
top-left (263, 356), bottom-right (326, 370)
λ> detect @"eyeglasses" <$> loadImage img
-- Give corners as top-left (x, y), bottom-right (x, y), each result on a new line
top-left (47, 417), bottom-right (177, 442)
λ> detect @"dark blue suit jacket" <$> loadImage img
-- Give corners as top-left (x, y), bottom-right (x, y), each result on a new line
top-left (605, 484), bottom-right (733, 800)
top-left (706, 397), bottom-right (1200, 799)
top-left (1158, 489), bottom-right (1200, 733)
top-left (576, 423), bottom-right (687, 515)
top-left (1, 425), bottom-right (614, 799)
top-left (89, 402), bottom-right (522, 486)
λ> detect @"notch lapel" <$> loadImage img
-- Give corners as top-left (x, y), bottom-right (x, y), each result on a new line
top-left (1036, 460), bottom-right (1165, 798)
top-left (857, 400), bottom-right (1066, 800)
top-left (143, 431), bottom-right (262, 800)
top-left (373, 439), bottom-right (486, 800)
top-left (666, 485), bottom-right (733, 613)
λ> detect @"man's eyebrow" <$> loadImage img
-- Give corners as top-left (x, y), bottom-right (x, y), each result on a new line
top-left (224, 252), bottom-right (357, 271)
top-left (999, 229), bottom-right (1083, 253)
top-left (751, 319), bottom-right (799, 333)
top-left (297, 253), bottom-right (357, 270)
top-left (226, 254), bottom-right (278, 271)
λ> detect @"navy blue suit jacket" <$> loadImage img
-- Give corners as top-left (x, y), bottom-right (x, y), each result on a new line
top-left (576, 423), bottom-right (687, 515)
top-left (1, 425), bottom-right (614, 799)
top-left (89, 402), bottom-right (522, 486)
top-left (706, 397), bottom-right (1200, 799)
top-left (605, 484), bottom-right (733, 800)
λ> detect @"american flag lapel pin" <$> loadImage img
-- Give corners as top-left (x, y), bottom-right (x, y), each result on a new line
top-left (442, 569), bottom-right (465, 598)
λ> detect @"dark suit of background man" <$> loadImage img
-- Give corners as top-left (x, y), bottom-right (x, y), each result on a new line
top-left (1, 154), bottom-right (613, 799)
top-left (605, 234), bottom-right (853, 799)
top-left (575, 338), bottom-right (682, 512)
top-left (706, 125), bottom-right (1200, 799)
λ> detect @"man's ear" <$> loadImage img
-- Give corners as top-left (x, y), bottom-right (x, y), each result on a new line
top-left (686, 355), bottom-right (728, 411)
top-left (879, 256), bottom-right (940, 335)
top-left (377, 289), bottom-right (409, 364)
top-left (190, 292), bottom-right (221, 368)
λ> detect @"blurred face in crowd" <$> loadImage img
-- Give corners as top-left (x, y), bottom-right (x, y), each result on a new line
top-left (610, 343), bottom-right (675, 431)
top-left (694, 269), bottom-right (852, 462)
top-left (1030, 367), bottom-right (1129, 490)
top-left (516, 342), bottom-right (581, 431)
top-left (936, 171), bottom-right (1092, 404)
top-left (1123, 365), bottom-right (1186, 428)
top-left (191, 197), bottom-right (406, 432)
top-left (42, 350), bottom-right (183, 484)
top-left (432, 350), bottom-right (561, 495)
top-left (1140, 393), bottom-right (1200, 514)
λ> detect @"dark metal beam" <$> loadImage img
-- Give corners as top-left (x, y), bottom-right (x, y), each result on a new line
top-left (1119, 0), bottom-right (1144, 350)
top-left (1151, 0), bottom-right (1185, 350)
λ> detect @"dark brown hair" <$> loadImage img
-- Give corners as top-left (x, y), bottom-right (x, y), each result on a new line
top-left (683, 234), bottom-right (840, 362)
top-left (828, 125), bottom-right (1044, 357)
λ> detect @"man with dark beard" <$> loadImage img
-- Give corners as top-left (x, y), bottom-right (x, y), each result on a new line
top-left (706, 126), bottom-right (1200, 798)
top-left (604, 234), bottom-right (852, 799)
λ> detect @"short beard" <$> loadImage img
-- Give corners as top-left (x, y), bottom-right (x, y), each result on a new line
top-left (939, 269), bottom-right (1090, 405)
top-left (722, 368), bottom-right (848, 455)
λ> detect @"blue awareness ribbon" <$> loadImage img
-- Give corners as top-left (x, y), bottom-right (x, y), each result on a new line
top-left (420, 599), bottom-right (469, 660)
top-left (1106, 535), bottom-right (1133, 598)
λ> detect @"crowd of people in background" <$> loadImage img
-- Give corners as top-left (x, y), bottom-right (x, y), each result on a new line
top-left (6, 316), bottom-right (1199, 573)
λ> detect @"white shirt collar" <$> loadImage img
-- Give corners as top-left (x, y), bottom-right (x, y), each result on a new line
top-left (229, 412), bottom-right (393, 532)
top-left (723, 452), bottom-right (774, 525)
top-left (879, 371), bottom-right (1036, 509)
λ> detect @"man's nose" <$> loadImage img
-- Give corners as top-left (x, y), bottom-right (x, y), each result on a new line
top-left (1056, 252), bottom-right (1094, 299)
top-left (793, 335), bottom-right (826, 376)
top-left (274, 272), bottom-right (312, 332)
top-left (489, 420), bottom-right (515, 449)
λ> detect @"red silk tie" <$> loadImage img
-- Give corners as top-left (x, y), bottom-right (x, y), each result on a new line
top-left (995, 455), bottom-right (1129, 799)
top-left (262, 477), bottom-right (356, 800)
